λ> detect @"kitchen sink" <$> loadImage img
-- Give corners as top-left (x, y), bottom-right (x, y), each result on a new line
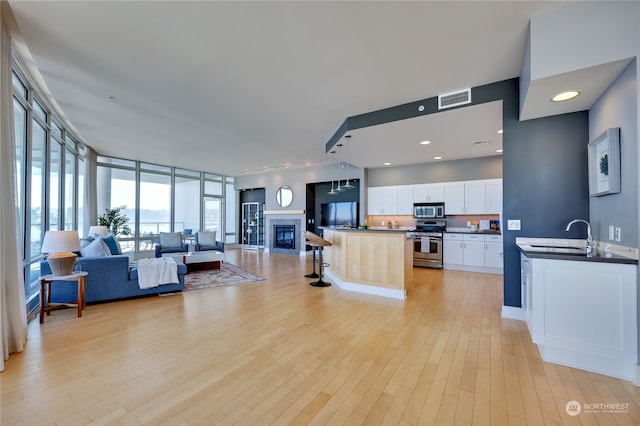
top-left (528, 244), bottom-right (584, 250)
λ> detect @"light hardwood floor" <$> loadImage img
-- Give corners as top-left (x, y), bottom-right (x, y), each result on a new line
top-left (2, 249), bottom-right (639, 425)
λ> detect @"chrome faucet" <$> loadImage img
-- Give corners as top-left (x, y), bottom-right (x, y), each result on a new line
top-left (566, 219), bottom-right (593, 255)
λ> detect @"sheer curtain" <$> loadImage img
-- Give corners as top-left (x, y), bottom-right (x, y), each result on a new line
top-left (0, 13), bottom-right (27, 372)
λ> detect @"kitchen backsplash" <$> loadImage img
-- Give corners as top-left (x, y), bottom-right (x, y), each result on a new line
top-left (366, 214), bottom-right (500, 231)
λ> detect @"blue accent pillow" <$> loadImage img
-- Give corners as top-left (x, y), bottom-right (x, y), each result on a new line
top-left (102, 234), bottom-right (121, 255)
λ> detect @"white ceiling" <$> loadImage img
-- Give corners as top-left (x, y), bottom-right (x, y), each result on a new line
top-left (6, 1), bottom-right (576, 176)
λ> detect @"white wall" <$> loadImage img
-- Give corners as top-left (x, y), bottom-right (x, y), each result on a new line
top-left (589, 60), bottom-right (638, 247)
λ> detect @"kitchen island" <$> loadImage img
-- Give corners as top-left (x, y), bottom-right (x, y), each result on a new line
top-left (320, 227), bottom-right (413, 300)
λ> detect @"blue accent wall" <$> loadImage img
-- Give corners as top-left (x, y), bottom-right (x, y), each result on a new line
top-left (328, 78), bottom-right (590, 307)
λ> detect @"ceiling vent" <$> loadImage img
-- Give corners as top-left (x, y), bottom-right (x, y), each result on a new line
top-left (471, 140), bottom-right (490, 147)
top-left (438, 88), bottom-right (471, 110)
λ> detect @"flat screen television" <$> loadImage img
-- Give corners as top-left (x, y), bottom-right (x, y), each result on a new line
top-left (320, 201), bottom-right (359, 228)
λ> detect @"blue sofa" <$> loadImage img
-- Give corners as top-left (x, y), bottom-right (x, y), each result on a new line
top-left (41, 255), bottom-right (187, 304)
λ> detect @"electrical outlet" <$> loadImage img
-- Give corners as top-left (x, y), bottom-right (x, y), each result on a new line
top-left (609, 225), bottom-right (615, 240)
top-left (615, 227), bottom-right (621, 242)
top-left (352, 264), bottom-right (358, 273)
top-left (507, 219), bottom-right (521, 231)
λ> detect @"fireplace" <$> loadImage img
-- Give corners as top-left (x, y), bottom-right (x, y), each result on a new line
top-left (274, 225), bottom-right (295, 249)
top-left (268, 218), bottom-right (301, 255)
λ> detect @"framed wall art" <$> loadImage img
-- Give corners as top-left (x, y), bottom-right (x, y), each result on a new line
top-left (588, 127), bottom-right (620, 197)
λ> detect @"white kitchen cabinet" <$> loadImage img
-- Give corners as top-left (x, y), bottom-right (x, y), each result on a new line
top-left (367, 186), bottom-right (398, 215)
top-left (370, 178), bottom-right (502, 216)
top-left (485, 179), bottom-right (502, 214)
top-left (444, 233), bottom-right (502, 274)
top-left (484, 235), bottom-right (503, 269)
top-left (464, 181), bottom-right (486, 214)
top-left (397, 185), bottom-right (414, 215)
top-left (463, 234), bottom-right (485, 266)
top-left (443, 234), bottom-right (464, 265)
top-left (445, 180), bottom-right (489, 215)
top-left (444, 182), bottom-right (465, 214)
top-left (523, 256), bottom-right (638, 382)
top-left (413, 183), bottom-right (445, 203)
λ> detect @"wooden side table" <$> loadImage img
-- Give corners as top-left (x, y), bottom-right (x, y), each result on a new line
top-left (39, 271), bottom-right (88, 324)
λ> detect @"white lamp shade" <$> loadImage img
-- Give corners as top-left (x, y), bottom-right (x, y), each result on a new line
top-left (88, 225), bottom-right (109, 237)
top-left (41, 230), bottom-right (81, 253)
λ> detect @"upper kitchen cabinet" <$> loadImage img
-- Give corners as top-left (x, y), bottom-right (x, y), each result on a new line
top-left (397, 186), bottom-right (414, 215)
top-left (413, 183), bottom-right (445, 203)
top-left (485, 179), bottom-right (503, 214)
top-left (464, 181), bottom-right (486, 214)
top-left (368, 186), bottom-right (399, 215)
top-left (444, 182), bottom-right (465, 214)
top-left (445, 179), bottom-right (501, 215)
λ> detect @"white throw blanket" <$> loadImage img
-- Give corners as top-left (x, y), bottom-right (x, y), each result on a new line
top-left (137, 257), bottom-right (179, 289)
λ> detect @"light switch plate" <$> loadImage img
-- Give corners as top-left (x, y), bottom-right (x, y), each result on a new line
top-left (507, 219), bottom-right (521, 231)
top-left (615, 227), bottom-right (621, 242)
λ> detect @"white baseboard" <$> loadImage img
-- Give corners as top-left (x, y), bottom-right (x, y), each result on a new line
top-left (501, 305), bottom-right (525, 321)
top-left (324, 270), bottom-right (406, 300)
top-left (444, 264), bottom-right (503, 275)
top-left (539, 344), bottom-right (638, 385)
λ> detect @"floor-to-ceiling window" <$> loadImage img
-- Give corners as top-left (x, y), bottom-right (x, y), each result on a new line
top-left (29, 112), bottom-right (46, 260)
top-left (139, 164), bottom-right (171, 235)
top-left (48, 135), bottom-right (62, 231)
top-left (12, 64), bottom-right (86, 312)
top-left (97, 158), bottom-right (137, 253)
top-left (204, 173), bottom-right (224, 239)
top-left (64, 137), bottom-right (77, 230)
top-left (175, 169), bottom-right (201, 234)
top-left (225, 177), bottom-right (236, 244)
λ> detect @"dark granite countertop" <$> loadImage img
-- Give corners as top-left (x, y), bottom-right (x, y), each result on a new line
top-left (444, 230), bottom-right (502, 235)
top-left (517, 243), bottom-right (637, 265)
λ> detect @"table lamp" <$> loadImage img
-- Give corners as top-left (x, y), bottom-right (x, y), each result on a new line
top-left (41, 230), bottom-right (81, 276)
top-left (88, 225), bottom-right (109, 237)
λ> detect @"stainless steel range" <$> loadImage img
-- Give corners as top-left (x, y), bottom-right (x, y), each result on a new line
top-left (409, 219), bottom-right (446, 268)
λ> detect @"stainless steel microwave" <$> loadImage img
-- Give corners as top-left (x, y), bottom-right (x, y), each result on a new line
top-left (413, 202), bottom-right (445, 219)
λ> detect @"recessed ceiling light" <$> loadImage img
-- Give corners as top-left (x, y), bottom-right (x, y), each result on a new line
top-left (383, 162), bottom-right (392, 166)
top-left (497, 129), bottom-right (503, 134)
top-left (420, 140), bottom-right (431, 145)
top-left (496, 149), bottom-right (503, 153)
top-left (433, 156), bottom-right (443, 160)
top-left (551, 91), bottom-right (580, 102)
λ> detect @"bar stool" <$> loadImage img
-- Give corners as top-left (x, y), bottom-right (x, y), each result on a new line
top-left (304, 231), bottom-right (332, 287)
top-left (304, 240), bottom-right (319, 279)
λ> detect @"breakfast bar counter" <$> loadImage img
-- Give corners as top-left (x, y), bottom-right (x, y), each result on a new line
top-left (320, 227), bottom-right (413, 299)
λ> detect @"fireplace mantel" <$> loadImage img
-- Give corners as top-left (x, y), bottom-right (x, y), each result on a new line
top-left (264, 210), bottom-right (306, 215)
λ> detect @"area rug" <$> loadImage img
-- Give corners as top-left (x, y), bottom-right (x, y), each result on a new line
top-left (183, 262), bottom-right (264, 291)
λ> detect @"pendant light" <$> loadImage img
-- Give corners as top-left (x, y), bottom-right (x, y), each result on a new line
top-left (327, 150), bottom-right (338, 195)
top-left (334, 144), bottom-right (345, 192)
top-left (342, 135), bottom-right (355, 190)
